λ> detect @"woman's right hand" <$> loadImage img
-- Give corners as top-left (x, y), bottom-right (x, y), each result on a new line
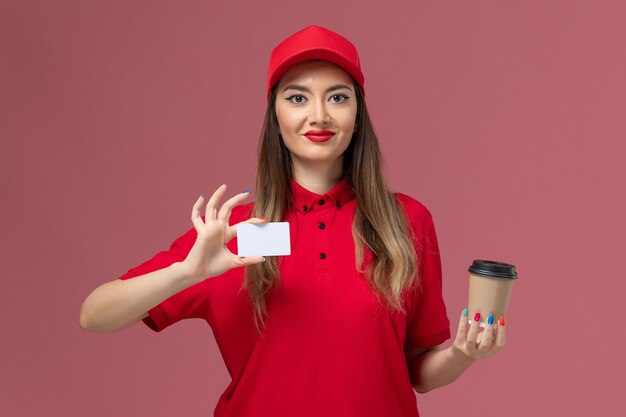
top-left (180, 184), bottom-right (267, 283)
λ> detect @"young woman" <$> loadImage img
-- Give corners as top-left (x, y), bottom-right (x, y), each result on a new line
top-left (80, 25), bottom-right (506, 417)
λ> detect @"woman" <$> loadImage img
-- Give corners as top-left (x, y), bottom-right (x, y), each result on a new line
top-left (80, 25), bottom-right (506, 417)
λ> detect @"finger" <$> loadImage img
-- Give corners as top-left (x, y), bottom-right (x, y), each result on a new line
top-left (477, 314), bottom-right (496, 354)
top-left (455, 308), bottom-right (469, 344)
top-left (465, 311), bottom-right (481, 353)
top-left (217, 189), bottom-right (252, 224)
top-left (229, 217), bottom-right (268, 238)
top-left (205, 184), bottom-right (227, 222)
top-left (191, 195), bottom-right (205, 232)
top-left (494, 315), bottom-right (506, 351)
top-left (233, 254), bottom-right (266, 267)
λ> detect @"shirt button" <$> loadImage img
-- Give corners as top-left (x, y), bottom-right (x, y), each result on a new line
top-left (319, 222), bottom-right (325, 230)
top-left (319, 252), bottom-right (327, 259)
top-left (303, 205), bottom-right (308, 212)
top-left (318, 199), bottom-right (325, 205)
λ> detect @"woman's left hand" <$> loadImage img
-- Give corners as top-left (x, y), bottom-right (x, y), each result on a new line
top-left (450, 309), bottom-right (506, 361)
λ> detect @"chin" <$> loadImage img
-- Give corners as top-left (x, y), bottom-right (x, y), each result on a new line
top-left (293, 153), bottom-right (340, 163)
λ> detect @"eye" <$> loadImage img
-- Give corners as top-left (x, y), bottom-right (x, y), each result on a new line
top-left (286, 94), bottom-right (306, 104)
top-left (330, 94), bottom-right (350, 103)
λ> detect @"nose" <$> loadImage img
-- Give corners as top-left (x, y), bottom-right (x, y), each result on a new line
top-left (308, 98), bottom-right (331, 126)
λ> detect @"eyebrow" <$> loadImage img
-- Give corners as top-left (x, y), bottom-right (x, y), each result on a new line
top-left (282, 84), bottom-right (353, 94)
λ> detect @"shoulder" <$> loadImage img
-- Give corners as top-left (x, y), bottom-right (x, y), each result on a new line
top-left (393, 192), bottom-right (434, 223)
top-left (393, 192), bottom-right (438, 241)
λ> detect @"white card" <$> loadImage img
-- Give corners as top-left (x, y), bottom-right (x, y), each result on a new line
top-left (236, 222), bottom-right (291, 256)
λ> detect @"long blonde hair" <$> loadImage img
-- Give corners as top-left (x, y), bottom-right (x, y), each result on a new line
top-left (244, 82), bottom-right (421, 334)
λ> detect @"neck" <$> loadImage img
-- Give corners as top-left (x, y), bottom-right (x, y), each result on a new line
top-left (291, 158), bottom-right (344, 195)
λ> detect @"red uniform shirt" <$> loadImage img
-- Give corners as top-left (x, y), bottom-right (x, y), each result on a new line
top-left (118, 177), bottom-right (450, 417)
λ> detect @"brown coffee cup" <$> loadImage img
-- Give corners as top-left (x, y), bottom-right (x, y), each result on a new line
top-left (468, 260), bottom-right (517, 327)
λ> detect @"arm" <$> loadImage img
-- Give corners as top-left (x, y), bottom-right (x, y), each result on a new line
top-left (408, 309), bottom-right (506, 393)
top-left (79, 262), bottom-right (196, 333)
top-left (408, 345), bottom-right (475, 393)
top-left (79, 186), bottom-right (266, 334)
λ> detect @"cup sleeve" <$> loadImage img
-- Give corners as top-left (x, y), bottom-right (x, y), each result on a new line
top-left (404, 208), bottom-right (451, 349)
top-left (117, 225), bottom-right (207, 332)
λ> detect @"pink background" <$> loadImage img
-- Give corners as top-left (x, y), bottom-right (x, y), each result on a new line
top-left (2, 1), bottom-right (625, 416)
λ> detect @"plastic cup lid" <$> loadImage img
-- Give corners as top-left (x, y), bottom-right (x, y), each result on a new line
top-left (468, 260), bottom-right (518, 279)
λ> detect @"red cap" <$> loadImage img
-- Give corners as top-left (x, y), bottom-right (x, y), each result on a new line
top-left (266, 25), bottom-right (365, 99)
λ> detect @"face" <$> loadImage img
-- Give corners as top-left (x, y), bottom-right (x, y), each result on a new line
top-left (275, 60), bottom-right (358, 172)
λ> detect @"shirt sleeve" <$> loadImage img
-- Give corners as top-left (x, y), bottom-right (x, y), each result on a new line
top-left (117, 225), bottom-right (208, 332)
top-left (403, 198), bottom-right (451, 349)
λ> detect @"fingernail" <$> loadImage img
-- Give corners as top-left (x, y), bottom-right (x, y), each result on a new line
top-left (199, 194), bottom-right (204, 199)
top-left (462, 308), bottom-right (468, 317)
top-left (473, 312), bottom-right (481, 322)
top-left (261, 256), bottom-right (266, 262)
top-left (259, 217), bottom-right (267, 221)
top-left (242, 189), bottom-right (251, 194)
top-left (487, 314), bottom-right (494, 325)
top-left (499, 316), bottom-right (505, 326)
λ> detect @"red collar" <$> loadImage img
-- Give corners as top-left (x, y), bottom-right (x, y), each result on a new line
top-left (289, 177), bottom-right (354, 214)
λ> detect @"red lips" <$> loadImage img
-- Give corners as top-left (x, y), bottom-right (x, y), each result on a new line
top-left (304, 130), bottom-right (335, 142)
